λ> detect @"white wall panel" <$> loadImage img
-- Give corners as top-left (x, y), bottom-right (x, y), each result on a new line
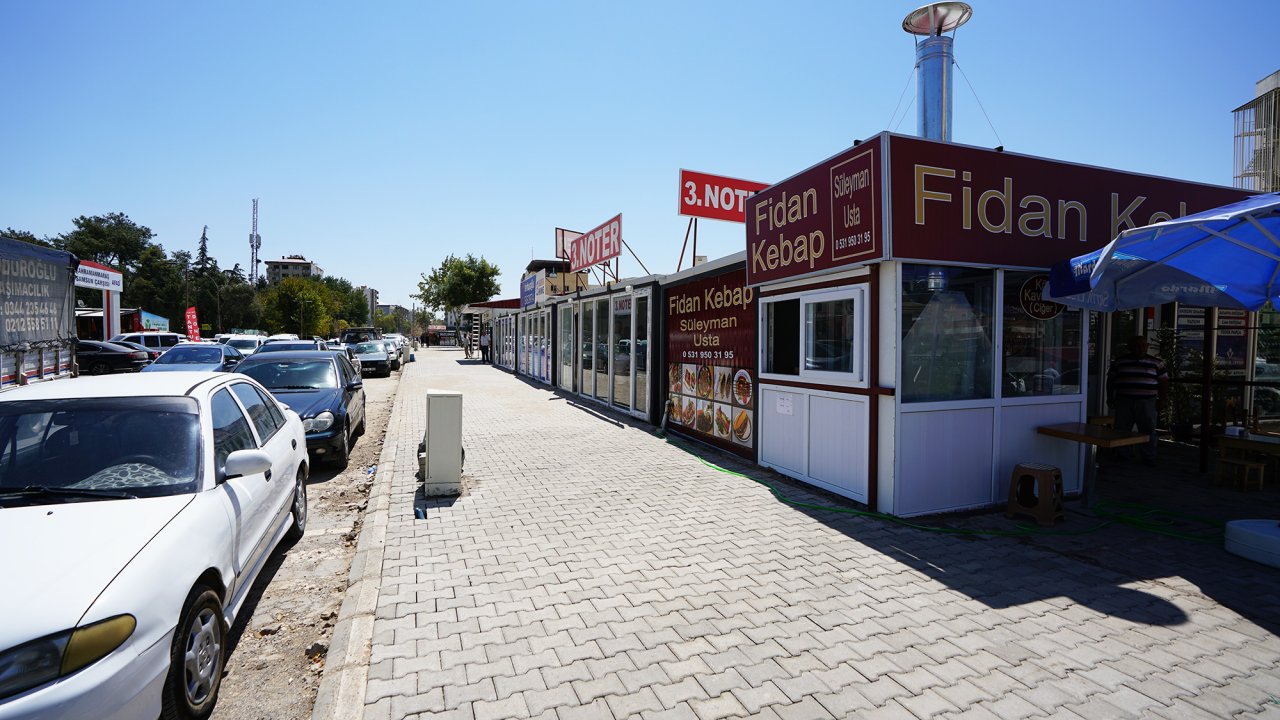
top-left (760, 387), bottom-right (807, 477)
top-left (998, 402), bottom-right (1084, 496)
top-left (898, 407), bottom-right (994, 516)
top-left (808, 395), bottom-right (869, 502)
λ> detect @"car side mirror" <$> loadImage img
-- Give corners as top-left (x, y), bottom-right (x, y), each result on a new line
top-left (223, 449), bottom-right (272, 481)
top-left (226, 356), bottom-right (240, 364)
top-left (347, 379), bottom-right (363, 391)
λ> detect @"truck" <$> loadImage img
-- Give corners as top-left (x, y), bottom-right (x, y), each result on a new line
top-left (1, 235), bottom-right (79, 390)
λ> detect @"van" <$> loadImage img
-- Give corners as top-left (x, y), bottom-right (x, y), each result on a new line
top-left (110, 332), bottom-right (186, 351)
top-left (223, 334), bottom-right (268, 353)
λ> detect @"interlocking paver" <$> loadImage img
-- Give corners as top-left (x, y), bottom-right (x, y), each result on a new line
top-left (350, 352), bottom-right (1280, 720)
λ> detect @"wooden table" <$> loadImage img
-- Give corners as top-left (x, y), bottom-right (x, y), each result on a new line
top-left (1037, 422), bottom-right (1150, 506)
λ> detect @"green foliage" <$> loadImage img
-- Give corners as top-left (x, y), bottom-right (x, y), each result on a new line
top-left (32, 211), bottom-right (371, 337)
top-left (1154, 327), bottom-right (1192, 427)
top-left (415, 254), bottom-right (501, 313)
top-left (373, 311), bottom-right (399, 333)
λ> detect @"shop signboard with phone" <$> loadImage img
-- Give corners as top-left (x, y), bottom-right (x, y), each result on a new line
top-left (665, 266), bottom-right (757, 458)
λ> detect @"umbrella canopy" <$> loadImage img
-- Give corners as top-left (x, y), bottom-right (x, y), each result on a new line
top-left (1045, 192), bottom-right (1280, 311)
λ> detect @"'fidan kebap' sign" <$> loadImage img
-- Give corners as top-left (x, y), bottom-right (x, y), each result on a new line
top-left (665, 265), bottom-right (756, 458)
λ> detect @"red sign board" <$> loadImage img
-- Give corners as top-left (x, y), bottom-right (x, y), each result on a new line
top-left (184, 307), bottom-right (200, 341)
top-left (679, 169), bottom-right (769, 223)
top-left (567, 214), bottom-right (622, 273)
top-left (887, 134), bottom-right (1251, 268)
top-left (744, 142), bottom-right (881, 285)
top-left (665, 265), bottom-right (757, 459)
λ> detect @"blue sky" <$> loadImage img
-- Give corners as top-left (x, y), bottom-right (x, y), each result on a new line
top-left (2, 1), bottom-right (1275, 308)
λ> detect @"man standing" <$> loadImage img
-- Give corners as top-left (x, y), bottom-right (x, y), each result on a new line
top-left (1107, 335), bottom-right (1169, 466)
top-left (480, 330), bottom-right (491, 363)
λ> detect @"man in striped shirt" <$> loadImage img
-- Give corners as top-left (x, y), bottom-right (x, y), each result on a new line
top-left (1107, 335), bottom-right (1169, 465)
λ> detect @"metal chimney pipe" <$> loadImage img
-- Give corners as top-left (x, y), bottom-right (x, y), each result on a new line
top-left (903, 2), bottom-right (972, 142)
top-left (915, 35), bottom-right (955, 141)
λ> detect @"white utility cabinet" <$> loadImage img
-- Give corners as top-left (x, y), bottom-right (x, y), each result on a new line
top-left (421, 389), bottom-right (463, 496)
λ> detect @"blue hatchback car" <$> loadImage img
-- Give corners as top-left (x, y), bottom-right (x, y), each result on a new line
top-left (140, 343), bottom-right (244, 372)
top-left (234, 350), bottom-right (366, 465)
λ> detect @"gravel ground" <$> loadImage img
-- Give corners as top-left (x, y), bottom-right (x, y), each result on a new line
top-left (209, 368), bottom-right (400, 720)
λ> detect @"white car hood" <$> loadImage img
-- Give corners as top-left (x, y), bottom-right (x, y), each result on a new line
top-left (0, 495), bottom-right (193, 649)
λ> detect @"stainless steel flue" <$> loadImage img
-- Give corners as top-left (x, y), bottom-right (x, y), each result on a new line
top-left (903, 2), bottom-right (972, 142)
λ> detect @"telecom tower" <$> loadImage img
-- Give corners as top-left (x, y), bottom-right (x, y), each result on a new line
top-left (248, 199), bottom-right (262, 284)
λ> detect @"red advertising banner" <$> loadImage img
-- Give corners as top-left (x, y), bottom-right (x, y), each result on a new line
top-left (679, 169), bottom-right (769, 223)
top-left (184, 307), bottom-right (200, 341)
top-left (568, 214), bottom-right (622, 273)
top-left (888, 134), bottom-right (1252, 268)
top-left (745, 142), bottom-right (881, 285)
top-left (665, 265), bottom-right (757, 458)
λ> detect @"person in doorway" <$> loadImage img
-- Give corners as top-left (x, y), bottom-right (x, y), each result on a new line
top-left (461, 332), bottom-right (473, 359)
top-left (480, 330), bottom-right (491, 363)
top-left (1107, 335), bottom-right (1169, 466)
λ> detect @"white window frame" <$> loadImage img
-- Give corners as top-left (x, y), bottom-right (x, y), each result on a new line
top-left (759, 285), bottom-right (869, 389)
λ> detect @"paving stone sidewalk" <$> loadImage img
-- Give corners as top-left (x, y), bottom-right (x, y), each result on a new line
top-left (346, 349), bottom-right (1280, 720)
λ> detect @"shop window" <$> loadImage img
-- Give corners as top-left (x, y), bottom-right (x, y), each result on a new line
top-left (765, 299), bottom-right (800, 375)
top-left (1001, 272), bottom-right (1083, 397)
top-left (902, 265), bottom-right (994, 403)
top-left (763, 290), bottom-right (867, 383)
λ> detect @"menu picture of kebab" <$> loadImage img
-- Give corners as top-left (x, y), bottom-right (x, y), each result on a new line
top-left (733, 369), bottom-right (753, 409)
top-left (681, 396), bottom-right (696, 425)
top-left (713, 366), bottom-right (731, 402)
top-left (669, 364), bottom-right (682, 394)
top-left (696, 365), bottom-right (713, 399)
top-left (732, 408), bottom-right (752, 445)
top-left (682, 364), bottom-right (697, 395)
top-left (713, 403), bottom-right (732, 439)
top-left (695, 400), bottom-right (714, 433)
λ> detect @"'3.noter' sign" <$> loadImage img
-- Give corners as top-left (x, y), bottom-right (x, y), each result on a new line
top-left (679, 169), bottom-right (769, 223)
top-left (568, 214), bottom-right (622, 273)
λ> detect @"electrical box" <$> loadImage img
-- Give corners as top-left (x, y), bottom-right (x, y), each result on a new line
top-left (420, 389), bottom-right (463, 496)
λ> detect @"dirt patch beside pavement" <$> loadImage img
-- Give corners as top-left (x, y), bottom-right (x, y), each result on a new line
top-left (210, 370), bottom-right (400, 720)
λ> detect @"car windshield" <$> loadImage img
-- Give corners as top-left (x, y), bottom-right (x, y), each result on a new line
top-left (354, 343), bottom-right (384, 354)
top-left (155, 347), bottom-right (223, 364)
top-left (239, 359), bottom-right (337, 389)
top-left (0, 397), bottom-right (201, 503)
top-left (227, 338), bottom-right (260, 350)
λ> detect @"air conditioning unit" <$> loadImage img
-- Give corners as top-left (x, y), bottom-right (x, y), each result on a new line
top-left (420, 389), bottom-right (463, 496)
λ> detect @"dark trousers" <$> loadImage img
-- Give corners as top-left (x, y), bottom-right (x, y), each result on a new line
top-left (1114, 396), bottom-right (1158, 461)
top-left (480, 346), bottom-right (490, 363)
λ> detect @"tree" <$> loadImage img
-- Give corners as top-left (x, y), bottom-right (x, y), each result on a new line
top-left (58, 213), bottom-right (154, 275)
top-left (261, 278), bottom-right (330, 338)
top-left (415, 254), bottom-right (501, 315)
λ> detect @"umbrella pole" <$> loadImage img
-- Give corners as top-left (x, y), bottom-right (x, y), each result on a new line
top-left (1199, 307), bottom-right (1217, 472)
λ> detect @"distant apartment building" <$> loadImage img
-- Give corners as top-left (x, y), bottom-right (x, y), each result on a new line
top-left (358, 285), bottom-right (379, 322)
top-left (263, 255), bottom-right (324, 284)
top-left (1234, 69), bottom-right (1280, 191)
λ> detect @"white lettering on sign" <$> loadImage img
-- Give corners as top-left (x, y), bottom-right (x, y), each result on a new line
top-left (568, 214), bottom-right (623, 273)
top-left (679, 169), bottom-right (769, 223)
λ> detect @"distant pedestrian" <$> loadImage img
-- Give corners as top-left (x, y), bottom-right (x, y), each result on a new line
top-left (1107, 335), bottom-right (1169, 466)
top-left (480, 330), bottom-right (491, 363)
top-left (462, 332), bottom-right (473, 359)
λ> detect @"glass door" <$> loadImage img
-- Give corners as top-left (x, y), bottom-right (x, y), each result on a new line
top-left (636, 295), bottom-right (649, 414)
top-left (580, 301), bottom-right (593, 397)
top-left (594, 299), bottom-right (610, 402)
top-left (559, 305), bottom-right (574, 391)
top-left (612, 296), bottom-right (632, 409)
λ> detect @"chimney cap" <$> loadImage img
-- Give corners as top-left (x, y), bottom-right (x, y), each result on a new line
top-left (902, 2), bottom-right (972, 36)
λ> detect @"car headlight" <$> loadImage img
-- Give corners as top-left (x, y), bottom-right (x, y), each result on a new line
top-left (0, 615), bottom-right (135, 700)
top-left (303, 411), bottom-right (335, 432)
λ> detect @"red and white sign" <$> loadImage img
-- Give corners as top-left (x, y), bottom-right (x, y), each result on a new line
top-left (679, 169), bottom-right (769, 223)
top-left (73, 259), bottom-right (124, 292)
top-left (184, 307), bottom-right (200, 341)
top-left (568, 214), bottom-right (622, 273)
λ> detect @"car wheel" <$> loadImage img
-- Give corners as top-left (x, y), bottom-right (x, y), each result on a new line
top-left (162, 586), bottom-right (224, 720)
top-left (285, 466), bottom-right (307, 542)
top-left (88, 361), bottom-right (111, 375)
top-left (329, 422), bottom-right (350, 466)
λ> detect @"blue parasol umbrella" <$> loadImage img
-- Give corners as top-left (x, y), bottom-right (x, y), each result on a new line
top-left (1045, 192), bottom-right (1280, 311)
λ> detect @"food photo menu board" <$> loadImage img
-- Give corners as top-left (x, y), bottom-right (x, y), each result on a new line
top-left (665, 266), bottom-right (757, 458)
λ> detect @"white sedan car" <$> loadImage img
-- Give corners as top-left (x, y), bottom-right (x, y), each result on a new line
top-left (0, 372), bottom-right (309, 720)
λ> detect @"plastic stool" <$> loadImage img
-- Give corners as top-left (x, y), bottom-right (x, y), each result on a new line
top-left (1215, 457), bottom-right (1265, 491)
top-left (1006, 463), bottom-right (1064, 527)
